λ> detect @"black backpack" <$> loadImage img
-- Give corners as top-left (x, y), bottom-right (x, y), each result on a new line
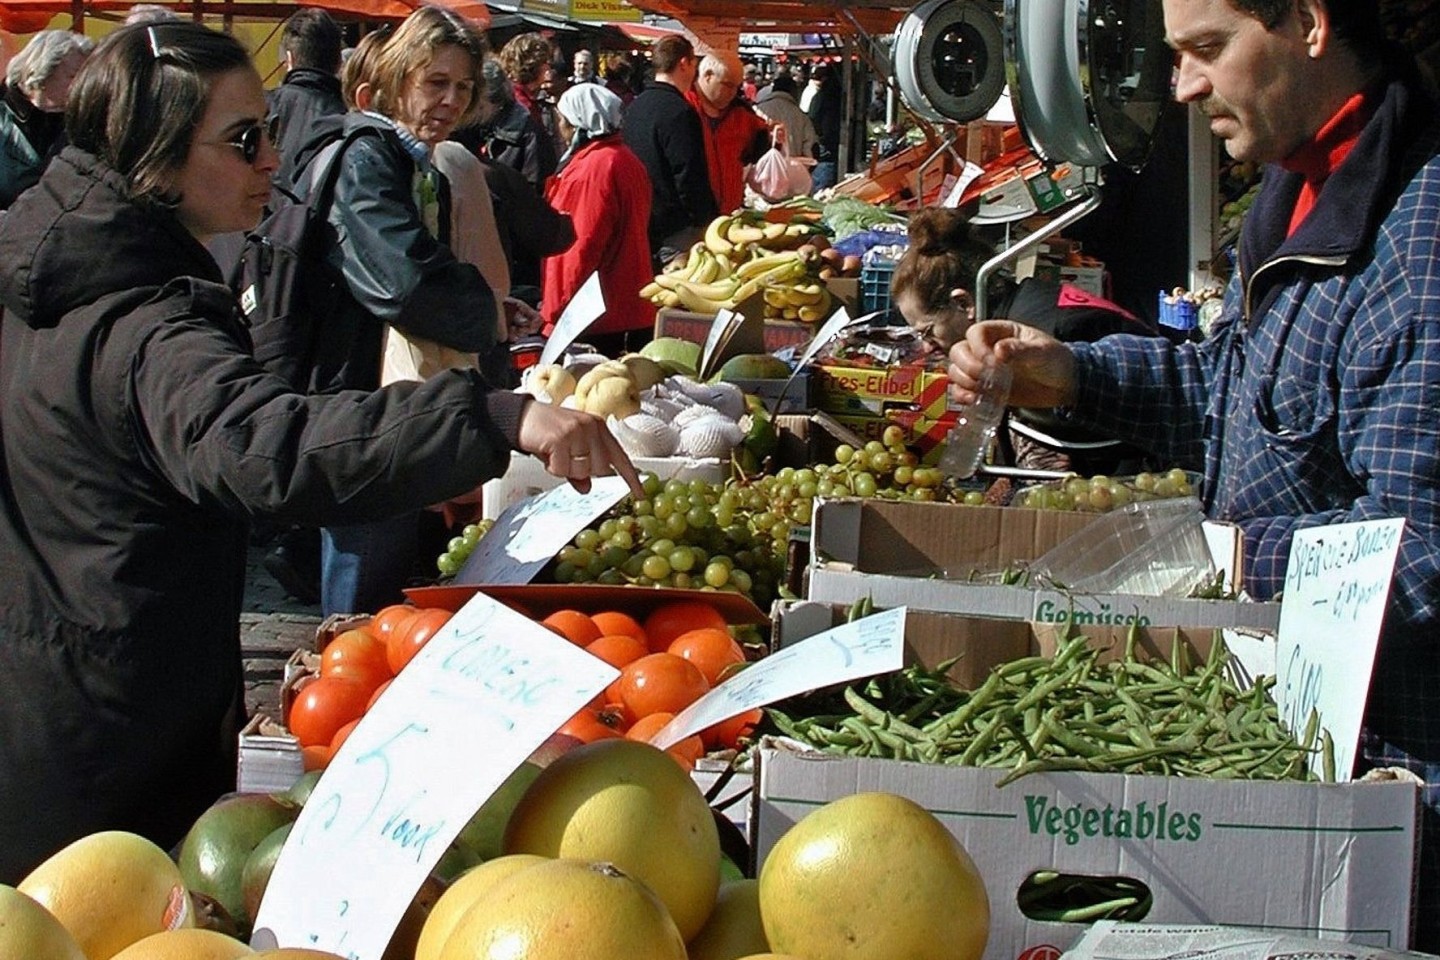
top-left (227, 125), bottom-right (378, 390)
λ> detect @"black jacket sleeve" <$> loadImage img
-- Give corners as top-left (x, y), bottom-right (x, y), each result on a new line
top-left (665, 107), bottom-right (719, 225)
top-left (326, 136), bottom-right (497, 352)
top-left (485, 159), bottom-right (575, 262)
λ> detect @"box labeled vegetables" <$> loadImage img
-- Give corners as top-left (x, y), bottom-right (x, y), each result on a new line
top-left (755, 747), bottom-right (1418, 958)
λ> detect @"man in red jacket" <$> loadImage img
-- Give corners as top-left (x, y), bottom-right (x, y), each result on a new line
top-left (541, 84), bottom-right (656, 356)
top-left (686, 52), bottom-right (770, 215)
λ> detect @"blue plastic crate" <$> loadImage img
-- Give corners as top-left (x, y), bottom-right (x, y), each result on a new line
top-left (860, 258), bottom-right (898, 316)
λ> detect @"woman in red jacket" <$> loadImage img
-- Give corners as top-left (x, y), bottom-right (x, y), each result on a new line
top-left (541, 84), bottom-right (655, 356)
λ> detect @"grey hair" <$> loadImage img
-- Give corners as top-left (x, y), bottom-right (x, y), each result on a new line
top-left (6, 30), bottom-right (95, 91)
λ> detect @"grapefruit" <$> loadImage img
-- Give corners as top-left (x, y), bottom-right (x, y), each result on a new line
top-left (414, 854), bottom-right (546, 960)
top-left (177, 794), bottom-right (299, 929)
top-left (503, 739), bottom-right (720, 940)
top-left (436, 859), bottom-right (685, 960)
top-left (758, 792), bottom-right (989, 960)
top-left (109, 928), bottom-right (254, 959)
top-left (0, 884), bottom-right (86, 960)
top-left (686, 879), bottom-right (770, 960)
top-left (19, 830), bottom-right (195, 960)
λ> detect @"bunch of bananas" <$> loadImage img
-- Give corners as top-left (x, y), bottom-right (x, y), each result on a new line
top-left (639, 212), bottom-right (836, 321)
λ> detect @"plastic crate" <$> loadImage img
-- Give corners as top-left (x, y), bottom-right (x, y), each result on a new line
top-left (859, 257), bottom-right (898, 316)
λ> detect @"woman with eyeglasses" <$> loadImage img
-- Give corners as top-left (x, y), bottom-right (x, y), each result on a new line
top-left (0, 20), bottom-right (638, 883)
top-left (891, 207), bottom-right (1156, 475)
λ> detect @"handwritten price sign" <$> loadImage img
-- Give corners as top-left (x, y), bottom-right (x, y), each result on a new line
top-left (1274, 518), bottom-right (1404, 781)
top-left (650, 606), bottom-right (907, 750)
top-left (251, 594), bottom-right (618, 959)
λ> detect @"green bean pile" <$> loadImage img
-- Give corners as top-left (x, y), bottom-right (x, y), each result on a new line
top-left (766, 628), bottom-right (1333, 786)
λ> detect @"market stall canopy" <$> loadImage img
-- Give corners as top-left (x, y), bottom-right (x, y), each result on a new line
top-left (618, 0), bottom-right (903, 36)
top-left (0, 0), bottom-right (489, 34)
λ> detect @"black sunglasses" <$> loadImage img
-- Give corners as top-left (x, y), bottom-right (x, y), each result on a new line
top-left (217, 117), bottom-right (278, 165)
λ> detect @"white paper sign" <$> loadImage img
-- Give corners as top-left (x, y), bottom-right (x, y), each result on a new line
top-left (650, 606), bottom-right (907, 749)
top-left (538, 271), bottom-right (605, 368)
top-left (455, 475), bottom-right (630, 584)
top-left (794, 305), bottom-right (871, 372)
top-left (941, 160), bottom-right (984, 208)
top-left (1275, 518), bottom-right (1405, 781)
top-left (252, 594), bottom-right (618, 959)
top-left (698, 307), bottom-right (742, 379)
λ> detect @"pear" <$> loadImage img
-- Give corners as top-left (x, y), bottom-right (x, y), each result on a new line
top-left (619, 354), bottom-right (667, 391)
top-left (573, 361), bottom-right (635, 408)
top-left (580, 376), bottom-right (642, 418)
top-left (529, 364), bottom-right (577, 403)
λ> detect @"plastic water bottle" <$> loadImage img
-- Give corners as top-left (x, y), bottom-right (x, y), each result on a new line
top-left (938, 360), bottom-right (1013, 479)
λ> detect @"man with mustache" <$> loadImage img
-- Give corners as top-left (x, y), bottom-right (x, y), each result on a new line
top-left (948, 1), bottom-right (1440, 946)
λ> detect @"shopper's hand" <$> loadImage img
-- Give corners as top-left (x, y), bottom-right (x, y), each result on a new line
top-left (516, 401), bottom-right (644, 498)
top-left (505, 297), bottom-right (544, 338)
top-left (948, 320), bottom-right (1078, 409)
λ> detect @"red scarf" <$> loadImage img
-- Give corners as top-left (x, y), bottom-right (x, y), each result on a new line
top-left (1280, 89), bottom-right (1376, 236)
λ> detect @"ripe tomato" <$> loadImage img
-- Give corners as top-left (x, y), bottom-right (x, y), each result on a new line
top-left (370, 603), bottom-right (417, 643)
top-left (642, 601), bottom-right (728, 653)
top-left (701, 707), bottom-right (764, 751)
top-left (329, 718), bottom-right (362, 756)
top-left (386, 607), bottom-right (452, 675)
top-left (288, 676), bottom-right (371, 749)
top-left (366, 678), bottom-right (393, 711)
top-left (541, 609), bottom-right (602, 647)
top-left (320, 628), bottom-right (392, 697)
top-left (558, 704), bottom-right (627, 743)
top-left (625, 712), bottom-right (705, 770)
top-left (585, 633), bottom-right (649, 669)
top-left (667, 627), bottom-right (745, 686)
top-left (616, 652), bottom-right (709, 724)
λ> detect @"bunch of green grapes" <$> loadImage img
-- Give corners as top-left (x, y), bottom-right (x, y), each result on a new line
top-left (435, 518), bottom-right (496, 577)
top-left (1012, 468), bottom-right (1197, 513)
top-left (731, 425), bottom-right (976, 527)
top-left (550, 473), bottom-right (787, 609)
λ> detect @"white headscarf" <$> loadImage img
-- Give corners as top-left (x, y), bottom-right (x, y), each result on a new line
top-left (557, 83), bottom-right (625, 138)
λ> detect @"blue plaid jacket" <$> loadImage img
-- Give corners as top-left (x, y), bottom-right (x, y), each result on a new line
top-left (1069, 76), bottom-right (1440, 760)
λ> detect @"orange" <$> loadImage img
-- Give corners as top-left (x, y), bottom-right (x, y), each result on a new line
top-left (541, 609), bottom-right (602, 647)
top-left (666, 628), bottom-right (745, 686)
top-left (642, 601), bottom-right (728, 653)
top-left (436, 859), bottom-right (685, 960)
top-left (502, 740), bottom-right (720, 941)
top-left (616, 653), bottom-right (710, 723)
top-left (584, 633), bottom-right (648, 669)
top-left (759, 792), bottom-right (990, 960)
top-left (589, 610), bottom-right (647, 647)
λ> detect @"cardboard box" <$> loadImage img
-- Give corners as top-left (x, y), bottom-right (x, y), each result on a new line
top-left (825, 276), bottom-right (860, 313)
top-left (813, 360), bottom-right (951, 419)
top-left (829, 410), bottom-right (958, 465)
top-left (807, 499), bottom-right (1283, 632)
top-left (655, 308), bottom-right (815, 354)
top-left (482, 451), bottom-right (727, 521)
top-left (754, 747), bottom-right (1418, 955)
top-left (721, 372), bottom-right (813, 414)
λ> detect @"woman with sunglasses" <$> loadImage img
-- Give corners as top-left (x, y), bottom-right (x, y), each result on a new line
top-left (0, 20), bottom-right (638, 884)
